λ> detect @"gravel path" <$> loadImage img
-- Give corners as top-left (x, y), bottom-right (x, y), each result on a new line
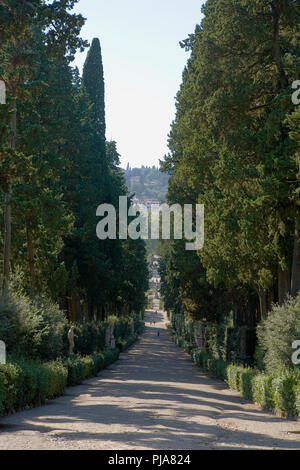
top-left (0, 310), bottom-right (300, 450)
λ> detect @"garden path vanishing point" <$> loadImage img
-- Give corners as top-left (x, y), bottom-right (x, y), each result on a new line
top-left (0, 309), bottom-right (300, 450)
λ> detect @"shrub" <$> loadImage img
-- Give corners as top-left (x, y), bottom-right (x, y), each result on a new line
top-left (0, 291), bottom-right (67, 360)
top-left (116, 334), bottom-right (138, 352)
top-left (239, 368), bottom-right (257, 401)
top-left (226, 364), bottom-right (244, 391)
top-left (34, 298), bottom-right (68, 360)
top-left (294, 381), bottom-right (300, 417)
top-left (183, 341), bottom-right (194, 354)
top-left (170, 328), bottom-right (300, 417)
top-left (0, 359), bottom-right (67, 415)
top-left (215, 359), bottom-right (228, 381)
top-left (256, 294), bottom-right (300, 373)
top-left (114, 316), bottom-right (132, 340)
top-left (196, 351), bottom-right (209, 369)
top-left (0, 363), bottom-right (23, 414)
top-left (271, 370), bottom-right (300, 417)
top-left (74, 321), bottom-right (106, 356)
top-left (66, 356), bottom-right (85, 386)
top-left (103, 348), bottom-right (120, 367)
top-left (66, 349), bottom-right (120, 386)
top-left (252, 373), bottom-right (274, 409)
top-left (0, 291), bottom-right (42, 357)
top-left (90, 352), bottom-right (104, 371)
top-left (134, 313), bottom-right (144, 334)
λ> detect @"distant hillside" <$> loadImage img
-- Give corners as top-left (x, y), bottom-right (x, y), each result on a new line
top-left (124, 165), bottom-right (169, 202)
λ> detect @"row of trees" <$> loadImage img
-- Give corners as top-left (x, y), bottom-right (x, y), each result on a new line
top-left (0, 1), bottom-right (148, 321)
top-left (160, 0), bottom-right (300, 329)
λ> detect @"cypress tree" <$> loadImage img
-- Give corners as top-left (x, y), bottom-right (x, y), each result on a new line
top-left (82, 38), bottom-right (106, 151)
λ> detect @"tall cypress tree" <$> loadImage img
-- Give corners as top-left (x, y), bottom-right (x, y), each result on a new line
top-left (82, 38), bottom-right (106, 152)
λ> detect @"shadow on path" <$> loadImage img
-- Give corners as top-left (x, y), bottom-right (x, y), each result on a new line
top-left (0, 310), bottom-right (299, 450)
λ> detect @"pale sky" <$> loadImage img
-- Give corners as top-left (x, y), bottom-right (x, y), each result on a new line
top-left (73, 0), bottom-right (204, 168)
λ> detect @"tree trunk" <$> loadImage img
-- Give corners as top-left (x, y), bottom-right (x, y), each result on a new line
top-left (25, 216), bottom-right (36, 291)
top-left (278, 266), bottom-right (290, 304)
top-left (258, 287), bottom-right (267, 320)
top-left (291, 229), bottom-right (300, 297)
top-left (271, 2), bottom-right (288, 90)
top-left (291, 150), bottom-right (300, 297)
top-left (2, 100), bottom-right (16, 292)
top-left (267, 288), bottom-right (274, 313)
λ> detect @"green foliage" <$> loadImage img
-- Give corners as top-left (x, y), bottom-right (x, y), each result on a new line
top-left (66, 355), bottom-right (95, 386)
top-left (74, 321), bottom-right (106, 356)
top-left (113, 316), bottom-right (132, 340)
top-left (0, 288), bottom-right (144, 363)
top-left (134, 314), bottom-right (145, 335)
top-left (0, 290), bottom-right (67, 360)
top-left (116, 334), bottom-right (138, 352)
top-left (102, 348), bottom-right (120, 367)
top-left (0, 359), bottom-right (67, 415)
top-left (294, 382), bottom-right (300, 418)
top-left (252, 373), bottom-right (274, 409)
top-left (256, 294), bottom-right (300, 373)
top-left (226, 364), bottom-right (244, 391)
top-left (239, 368), bottom-right (257, 402)
top-left (171, 326), bottom-right (300, 416)
top-left (170, 311), bottom-right (247, 364)
top-left (272, 370), bottom-right (300, 417)
top-left (160, 0), bottom-right (300, 337)
top-left (0, 348), bottom-right (124, 416)
top-left (124, 166), bottom-right (169, 201)
top-left (227, 364), bottom-right (300, 417)
top-left (66, 350), bottom-right (121, 386)
top-left (0, 291), bottom-right (42, 357)
top-left (0, 6), bottom-right (149, 321)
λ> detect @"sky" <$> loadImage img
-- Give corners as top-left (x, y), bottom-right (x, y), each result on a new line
top-left (73, 0), bottom-right (205, 169)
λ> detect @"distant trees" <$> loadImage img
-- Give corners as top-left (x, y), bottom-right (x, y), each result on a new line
top-left (124, 166), bottom-right (169, 201)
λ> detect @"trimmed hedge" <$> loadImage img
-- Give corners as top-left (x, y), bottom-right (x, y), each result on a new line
top-left (0, 343), bottom-right (133, 416)
top-left (170, 331), bottom-right (300, 417)
top-left (0, 359), bottom-right (67, 415)
top-left (116, 334), bottom-right (138, 352)
top-left (227, 364), bottom-right (300, 417)
top-left (66, 349), bottom-right (120, 386)
top-left (193, 350), bottom-right (227, 381)
top-left (169, 311), bottom-right (250, 364)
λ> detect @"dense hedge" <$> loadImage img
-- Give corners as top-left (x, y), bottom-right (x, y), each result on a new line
top-left (168, 327), bottom-right (300, 417)
top-left (0, 314), bottom-right (144, 417)
top-left (0, 359), bottom-right (67, 415)
top-left (66, 349), bottom-right (120, 386)
top-left (116, 334), bottom-right (138, 352)
top-left (227, 364), bottom-right (300, 417)
top-left (169, 312), bottom-right (255, 365)
top-left (192, 350), bottom-right (228, 381)
top-left (256, 294), bottom-right (300, 373)
top-left (73, 321), bottom-right (106, 356)
top-left (0, 291), bottom-right (68, 360)
top-left (0, 349), bottom-right (121, 416)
